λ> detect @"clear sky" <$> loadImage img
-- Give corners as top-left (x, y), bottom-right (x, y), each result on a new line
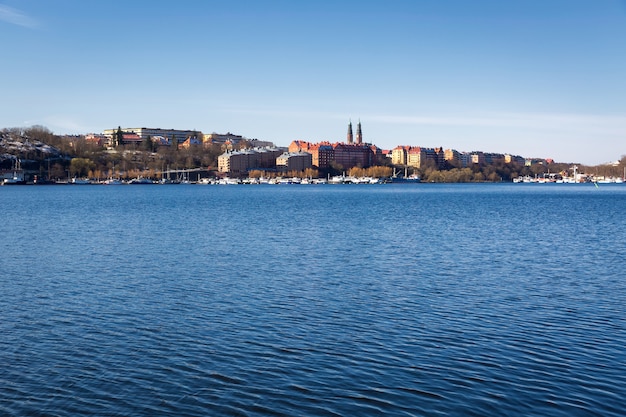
top-left (1, 0), bottom-right (625, 164)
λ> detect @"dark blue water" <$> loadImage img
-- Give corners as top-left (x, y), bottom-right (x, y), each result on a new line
top-left (2, 183), bottom-right (625, 416)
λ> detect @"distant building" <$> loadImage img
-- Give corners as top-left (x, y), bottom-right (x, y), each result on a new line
top-left (151, 136), bottom-right (170, 146)
top-left (288, 140), bottom-right (308, 153)
top-left (289, 140), bottom-right (333, 169)
top-left (120, 133), bottom-right (142, 146)
top-left (459, 152), bottom-right (471, 167)
top-left (444, 149), bottom-right (460, 163)
top-left (203, 132), bottom-right (244, 146)
top-left (248, 138), bottom-right (275, 148)
top-left (484, 153), bottom-right (505, 164)
top-left (218, 149), bottom-right (257, 174)
top-left (391, 146), bottom-right (409, 165)
top-left (434, 147), bottom-right (445, 168)
top-left (392, 146), bottom-right (426, 168)
top-left (276, 152), bottom-right (313, 172)
top-left (369, 144), bottom-right (383, 164)
top-left (217, 147), bottom-right (284, 174)
top-left (471, 152), bottom-right (485, 165)
top-left (103, 127), bottom-right (201, 147)
top-left (288, 121), bottom-right (374, 170)
top-left (179, 137), bottom-right (202, 149)
top-left (525, 158), bottom-right (546, 166)
top-left (332, 142), bottom-right (372, 169)
top-left (85, 133), bottom-right (107, 146)
top-left (407, 147), bottom-right (426, 168)
top-left (390, 145), bottom-right (443, 168)
top-left (255, 147), bottom-right (284, 169)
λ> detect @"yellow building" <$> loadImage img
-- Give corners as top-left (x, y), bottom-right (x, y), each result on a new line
top-left (391, 146), bottom-right (409, 165)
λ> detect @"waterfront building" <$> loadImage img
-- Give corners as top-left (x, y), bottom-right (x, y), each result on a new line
top-left (255, 147), bottom-right (284, 169)
top-left (285, 121), bottom-right (374, 170)
top-left (309, 143), bottom-right (334, 169)
top-left (276, 152), bottom-right (313, 172)
top-left (217, 147), bottom-right (284, 174)
top-left (289, 140), bottom-right (334, 169)
top-left (407, 147), bottom-right (426, 169)
top-left (289, 140), bottom-right (375, 170)
top-left (332, 142), bottom-right (372, 169)
top-left (218, 149), bottom-right (258, 174)
top-left (369, 144), bottom-right (383, 164)
top-left (391, 146), bottom-right (409, 165)
top-left (393, 146), bottom-right (426, 168)
top-left (391, 146), bottom-right (443, 169)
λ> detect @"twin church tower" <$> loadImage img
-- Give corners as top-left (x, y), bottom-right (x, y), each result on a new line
top-left (346, 120), bottom-right (363, 145)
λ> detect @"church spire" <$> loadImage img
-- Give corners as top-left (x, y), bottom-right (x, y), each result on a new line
top-left (347, 120), bottom-right (354, 144)
top-left (356, 119), bottom-right (362, 144)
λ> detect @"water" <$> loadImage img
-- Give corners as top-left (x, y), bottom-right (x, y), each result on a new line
top-left (1, 183), bottom-right (625, 416)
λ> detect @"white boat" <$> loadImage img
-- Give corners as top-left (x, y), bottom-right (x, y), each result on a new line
top-left (71, 178), bottom-right (91, 185)
top-left (2, 159), bottom-right (25, 185)
top-left (328, 175), bottom-right (346, 184)
top-left (218, 177), bottom-right (240, 185)
top-left (3, 175), bottom-right (25, 185)
top-left (128, 177), bottom-right (154, 184)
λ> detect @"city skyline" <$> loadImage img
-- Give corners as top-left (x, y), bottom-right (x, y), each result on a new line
top-left (1, 0), bottom-right (625, 165)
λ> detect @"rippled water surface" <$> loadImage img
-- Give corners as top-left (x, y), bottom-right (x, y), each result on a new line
top-left (2, 183), bottom-right (625, 416)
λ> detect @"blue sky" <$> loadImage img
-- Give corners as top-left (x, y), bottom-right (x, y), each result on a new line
top-left (1, 0), bottom-right (625, 164)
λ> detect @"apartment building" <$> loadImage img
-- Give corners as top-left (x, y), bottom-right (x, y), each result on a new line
top-left (104, 127), bottom-right (201, 146)
top-left (218, 147), bottom-right (284, 174)
top-left (276, 152), bottom-right (313, 172)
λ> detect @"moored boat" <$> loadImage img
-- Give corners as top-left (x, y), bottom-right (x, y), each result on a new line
top-left (2, 158), bottom-right (25, 185)
top-left (71, 178), bottom-right (92, 185)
